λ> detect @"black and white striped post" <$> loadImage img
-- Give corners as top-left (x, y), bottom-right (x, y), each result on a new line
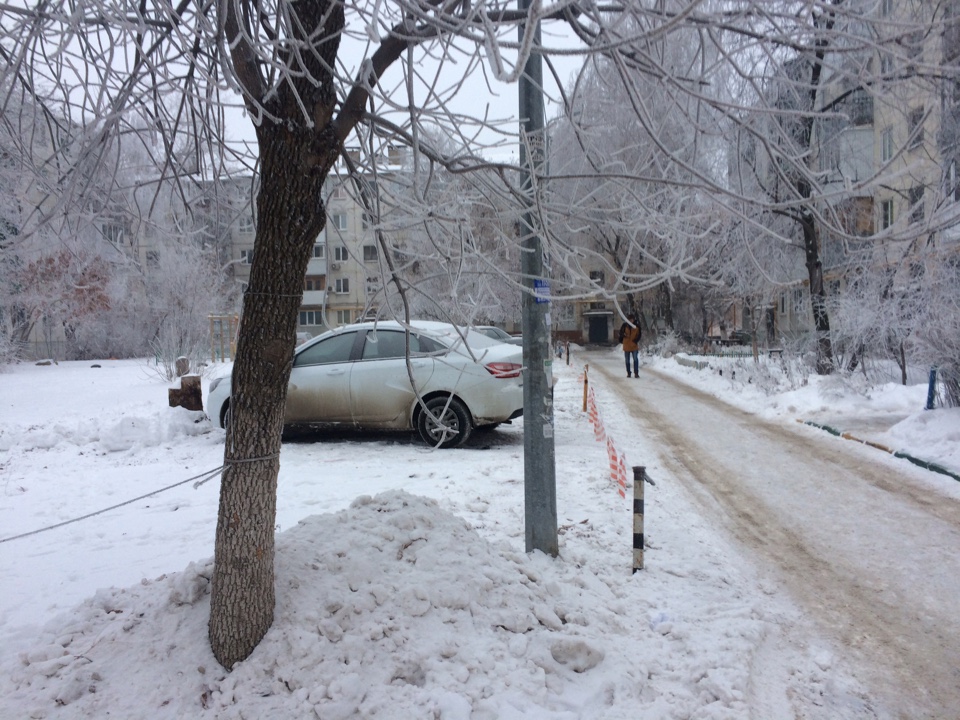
top-left (632, 466), bottom-right (645, 572)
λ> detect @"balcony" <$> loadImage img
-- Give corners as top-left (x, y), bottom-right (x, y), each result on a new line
top-left (302, 290), bottom-right (326, 305)
top-left (307, 257), bottom-right (327, 274)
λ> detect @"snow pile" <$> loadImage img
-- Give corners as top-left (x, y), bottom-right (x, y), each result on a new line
top-left (2, 485), bottom-right (866, 719)
top-left (3, 491), bottom-right (760, 719)
top-left (887, 407), bottom-right (960, 471)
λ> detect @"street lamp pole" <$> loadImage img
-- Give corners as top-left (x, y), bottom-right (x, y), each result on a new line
top-left (517, 0), bottom-right (558, 556)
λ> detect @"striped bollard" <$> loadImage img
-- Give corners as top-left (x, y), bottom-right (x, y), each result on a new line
top-left (582, 364), bottom-right (589, 412)
top-left (632, 466), bottom-right (645, 573)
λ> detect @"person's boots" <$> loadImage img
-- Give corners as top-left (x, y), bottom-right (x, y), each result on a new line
top-left (627, 371), bottom-right (631, 377)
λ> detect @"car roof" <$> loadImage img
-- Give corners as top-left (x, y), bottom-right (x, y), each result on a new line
top-left (335, 320), bottom-right (454, 334)
top-left (305, 320), bottom-right (490, 345)
top-left (300, 320), bottom-right (515, 355)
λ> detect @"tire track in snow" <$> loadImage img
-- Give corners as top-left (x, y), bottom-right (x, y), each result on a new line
top-left (592, 357), bottom-right (960, 720)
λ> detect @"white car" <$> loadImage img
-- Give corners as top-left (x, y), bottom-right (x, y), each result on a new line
top-left (207, 321), bottom-right (524, 448)
top-left (474, 325), bottom-right (523, 346)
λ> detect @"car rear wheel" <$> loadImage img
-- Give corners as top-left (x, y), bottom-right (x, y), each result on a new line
top-left (417, 396), bottom-right (471, 448)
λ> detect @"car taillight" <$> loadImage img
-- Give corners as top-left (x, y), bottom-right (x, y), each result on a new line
top-left (485, 362), bottom-right (522, 378)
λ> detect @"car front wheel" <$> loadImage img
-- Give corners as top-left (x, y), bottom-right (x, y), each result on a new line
top-left (417, 396), bottom-right (472, 448)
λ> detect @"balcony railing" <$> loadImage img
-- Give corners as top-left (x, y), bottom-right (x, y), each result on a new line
top-left (302, 290), bottom-right (326, 305)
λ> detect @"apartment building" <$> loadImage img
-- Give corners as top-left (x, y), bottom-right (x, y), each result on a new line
top-left (765, 0), bottom-right (960, 343)
top-left (195, 159), bottom-right (395, 341)
top-left (300, 175), bottom-right (384, 333)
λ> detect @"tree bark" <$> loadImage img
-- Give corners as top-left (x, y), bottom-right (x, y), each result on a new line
top-left (800, 209), bottom-right (834, 374)
top-left (208, 122), bottom-right (339, 668)
top-left (788, 2), bottom-right (840, 375)
top-left (209, 0), bottom-right (343, 666)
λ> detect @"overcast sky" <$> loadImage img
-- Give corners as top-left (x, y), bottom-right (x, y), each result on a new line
top-left (221, 19), bottom-right (588, 165)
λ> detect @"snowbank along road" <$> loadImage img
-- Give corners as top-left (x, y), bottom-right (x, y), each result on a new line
top-left (592, 353), bottom-right (960, 720)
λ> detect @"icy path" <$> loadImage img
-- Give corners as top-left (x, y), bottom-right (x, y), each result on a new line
top-left (591, 354), bottom-right (960, 719)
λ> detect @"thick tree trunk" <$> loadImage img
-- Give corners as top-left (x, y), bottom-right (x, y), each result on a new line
top-left (657, 283), bottom-right (673, 330)
top-left (800, 209), bottom-right (834, 375)
top-left (208, 123), bottom-right (338, 669)
top-left (791, 5), bottom-right (838, 376)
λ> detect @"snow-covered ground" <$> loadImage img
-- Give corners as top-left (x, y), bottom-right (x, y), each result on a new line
top-left (0, 348), bottom-right (957, 718)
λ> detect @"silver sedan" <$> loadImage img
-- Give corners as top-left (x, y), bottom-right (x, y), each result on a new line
top-left (207, 321), bottom-right (524, 448)
top-left (474, 325), bottom-right (523, 346)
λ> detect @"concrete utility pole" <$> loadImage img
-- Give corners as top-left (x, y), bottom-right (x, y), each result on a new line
top-left (517, 0), bottom-right (558, 557)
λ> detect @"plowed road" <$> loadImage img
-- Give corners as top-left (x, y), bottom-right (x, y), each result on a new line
top-left (592, 356), bottom-right (960, 719)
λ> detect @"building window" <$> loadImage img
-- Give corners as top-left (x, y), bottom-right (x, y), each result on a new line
top-left (880, 199), bottom-right (894, 229)
top-left (880, 0), bottom-right (892, 16)
top-left (299, 310), bottom-right (323, 326)
top-left (145, 250), bottom-right (160, 268)
top-left (335, 278), bottom-right (350, 294)
top-left (361, 212), bottom-right (372, 230)
top-left (366, 276), bottom-right (380, 296)
top-left (239, 214), bottom-right (254, 233)
top-left (819, 138), bottom-right (840, 172)
top-left (589, 270), bottom-right (605, 284)
top-left (334, 246), bottom-right (349, 262)
top-left (331, 213), bottom-right (347, 231)
top-left (881, 127), bottom-right (893, 163)
top-left (363, 245), bottom-right (378, 262)
top-left (336, 309), bottom-right (351, 324)
top-left (312, 243), bottom-right (325, 259)
top-left (848, 90), bottom-right (873, 126)
top-left (907, 107), bottom-right (924, 149)
top-left (908, 187), bottom-right (924, 223)
top-left (241, 249), bottom-right (254, 264)
top-left (304, 275), bottom-right (326, 291)
top-left (556, 303), bottom-right (574, 321)
top-left (793, 289), bottom-right (805, 313)
top-left (103, 222), bottom-right (127, 247)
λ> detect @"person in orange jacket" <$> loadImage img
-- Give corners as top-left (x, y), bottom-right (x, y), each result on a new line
top-left (618, 314), bottom-right (641, 377)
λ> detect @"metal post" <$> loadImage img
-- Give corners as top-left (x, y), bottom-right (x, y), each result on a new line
top-left (518, 0), bottom-right (557, 557)
top-left (926, 367), bottom-right (938, 410)
top-left (632, 466), bottom-right (645, 572)
top-left (582, 363), bottom-right (589, 412)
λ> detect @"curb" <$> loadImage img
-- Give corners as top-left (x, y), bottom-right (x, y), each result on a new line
top-left (797, 420), bottom-right (960, 483)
